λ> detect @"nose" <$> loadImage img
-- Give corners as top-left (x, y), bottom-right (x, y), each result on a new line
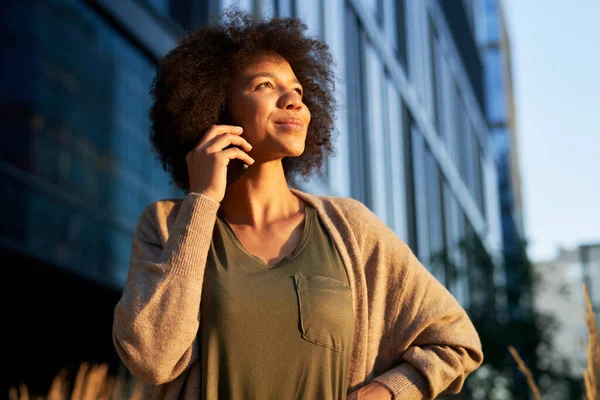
top-left (279, 89), bottom-right (303, 110)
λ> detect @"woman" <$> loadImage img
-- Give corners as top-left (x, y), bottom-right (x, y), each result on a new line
top-left (112, 9), bottom-right (483, 400)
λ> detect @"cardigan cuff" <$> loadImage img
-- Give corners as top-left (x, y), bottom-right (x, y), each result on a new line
top-left (160, 192), bottom-right (220, 279)
top-left (372, 363), bottom-right (429, 400)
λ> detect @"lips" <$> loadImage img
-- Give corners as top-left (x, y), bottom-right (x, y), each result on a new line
top-left (274, 117), bottom-right (304, 129)
top-left (275, 117), bottom-right (304, 127)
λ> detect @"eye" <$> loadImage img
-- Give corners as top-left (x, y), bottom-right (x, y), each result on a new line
top-left (256, 81), bottom-right (274, 90)
top-left (294, 87), bottom-right (303, 96)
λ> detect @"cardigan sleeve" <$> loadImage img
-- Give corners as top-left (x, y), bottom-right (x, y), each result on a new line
top-left (112, 192), bottom-right (220, 385)
top-left (351, 201), bottom-right (484, 399)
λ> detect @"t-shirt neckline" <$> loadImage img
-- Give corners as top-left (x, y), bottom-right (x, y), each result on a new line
top-left (217, 205), bottom-right (314, 269)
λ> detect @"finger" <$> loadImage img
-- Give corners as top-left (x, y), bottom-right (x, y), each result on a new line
top-left (221, 147), bottom-right (255, 165)
top-left (207, 133), bottom-right (253, 153)
top-left (200, 125), bottom-right (243, 146)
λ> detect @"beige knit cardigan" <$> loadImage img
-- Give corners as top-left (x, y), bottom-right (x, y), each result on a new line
top-left (113, 189), bottom-right (483, 399)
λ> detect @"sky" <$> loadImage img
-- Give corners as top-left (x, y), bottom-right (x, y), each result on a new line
top-left (501, 0), bottom-right (600, 262)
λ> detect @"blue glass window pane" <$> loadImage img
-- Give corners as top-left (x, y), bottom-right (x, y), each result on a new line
top-left (0, 0), bottom-right (183, 289)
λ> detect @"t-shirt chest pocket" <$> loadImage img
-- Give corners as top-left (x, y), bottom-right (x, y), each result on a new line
top-left (293, 274), bottom-right (354, 353)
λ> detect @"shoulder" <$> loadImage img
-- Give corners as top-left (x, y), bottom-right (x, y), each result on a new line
top-left (292, 188), bottom-right (381, 230)
top-left (131, 198), bottom-right (182, 245)
top-left (138, 197), bottom-right (183, 227)
top-left (318, 195), bottom-right (380, 224)
top-left (299, 189), bottom-right (372, 218)
top-left (307, 194), bottom-right (386, 242)
top-left (314, 195), bottom-right (416, 270)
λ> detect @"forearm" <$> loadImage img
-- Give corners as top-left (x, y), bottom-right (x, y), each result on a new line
top-left (113, 273), bottom-right (203, 384)
top-left (372, 319), bottom-right (483, 399)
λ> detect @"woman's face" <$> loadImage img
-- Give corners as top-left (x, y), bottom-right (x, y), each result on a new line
top-left (227, 53), bottom-right (311, 162)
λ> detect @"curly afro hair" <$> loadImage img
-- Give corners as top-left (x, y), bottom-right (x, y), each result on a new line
top-left (148, 8), bottom-right (338, 193)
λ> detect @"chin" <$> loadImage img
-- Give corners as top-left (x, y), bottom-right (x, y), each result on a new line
top-left (288, 142), bottom-right (306, 157)
top-left (276, 137), bottom-right (305, 158)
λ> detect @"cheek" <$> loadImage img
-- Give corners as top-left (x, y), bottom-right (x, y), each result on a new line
top-left (237, 98), bottom-right (264, 123)
top-left (235, 98), bottom-right (255, 121)
top-left (303, 107), bottom-right (311, 126)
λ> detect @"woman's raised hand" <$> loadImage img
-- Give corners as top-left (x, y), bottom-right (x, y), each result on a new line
top-left (186, 125), bottom-right (255, 203)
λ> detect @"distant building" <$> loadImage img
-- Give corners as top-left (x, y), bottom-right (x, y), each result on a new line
top-left (533, 243), bottom-right (600, 377)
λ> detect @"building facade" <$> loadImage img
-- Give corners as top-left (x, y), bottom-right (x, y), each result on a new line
top-left (2, 0), bottom-right (504, 392)
top-left (470, 1), bottom-right (540, 396)
top-left (472, 0), bottom-right (528, 320)
top-left (533, 243), bottom-right (600, 377)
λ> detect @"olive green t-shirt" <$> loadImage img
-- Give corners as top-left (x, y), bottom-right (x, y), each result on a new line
top-left (199, 204), bottom-right (355, 400)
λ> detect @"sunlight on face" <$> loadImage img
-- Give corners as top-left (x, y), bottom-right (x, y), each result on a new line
top-left (228, 53), bottom-right (311, 162)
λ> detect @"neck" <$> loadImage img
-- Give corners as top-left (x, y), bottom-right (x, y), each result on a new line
top-left (218, 160), bottom-right (303, 229)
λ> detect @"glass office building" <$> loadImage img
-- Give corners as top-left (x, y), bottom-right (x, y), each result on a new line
top-left (471, 0), bottom-right (536, 395)
top-left (2, 0), bottom-right (187, 390)
top-left (2, 0), bottom-right (504, 391)
top-left (472, 0), bottom-right (532, 327)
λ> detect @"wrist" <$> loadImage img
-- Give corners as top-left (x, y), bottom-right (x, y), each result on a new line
top-left (370, 381), bottom-right (393, 399)
top-left (188, 190), bottom-right (218, 204)
top-left (189, 189), bottom-right (219, 202)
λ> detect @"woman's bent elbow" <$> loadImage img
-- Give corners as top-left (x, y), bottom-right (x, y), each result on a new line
top-left (111, 331), bottom-right (173, 385)
top-left (112, 339), bottom-right (174, 385)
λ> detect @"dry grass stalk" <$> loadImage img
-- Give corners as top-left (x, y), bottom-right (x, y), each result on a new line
top-left (583, 284), bottom-right (599, 400)
top-left (508, 345), bottom-right (542, 400)
top-left (8, 362), bottom-right (144, 400)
